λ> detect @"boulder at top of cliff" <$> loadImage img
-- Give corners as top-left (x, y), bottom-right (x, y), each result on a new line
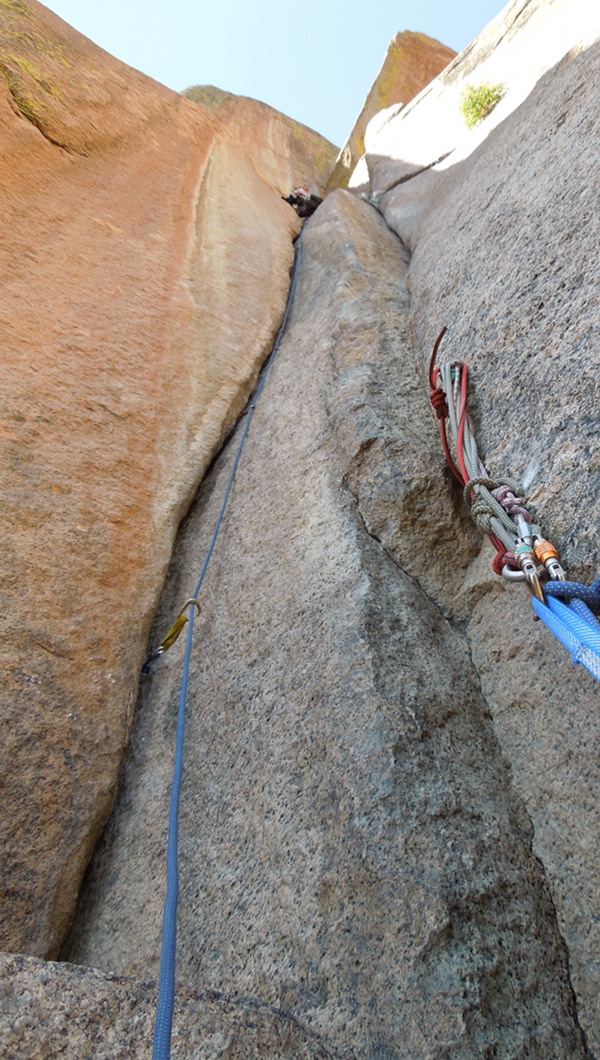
top-left (0, 0), bottom-right (335, 962)
top-left (326, 30), bottom-right (456, 191)
top-left (351, 0), bottom-right (598, 198)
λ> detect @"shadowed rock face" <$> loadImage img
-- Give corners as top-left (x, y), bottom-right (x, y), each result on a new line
top-left (0, 0), bottom-right (336, 961)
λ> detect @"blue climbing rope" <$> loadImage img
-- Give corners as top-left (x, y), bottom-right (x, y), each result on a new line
top-left (151, 233), bottom-right (303, 1060)
top-left (544, 576), bottom-right (600, 612)
top-left (532, 577), bottom-right (600, 682)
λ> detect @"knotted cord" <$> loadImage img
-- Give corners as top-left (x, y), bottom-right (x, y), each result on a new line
top-left (428, 327), bottom-right (600, 681)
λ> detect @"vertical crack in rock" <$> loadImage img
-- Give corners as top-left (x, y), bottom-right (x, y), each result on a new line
top-left (524, 846), bottom-right (595, 1059)
top-left (64, 190), bottom-right (587, 1057)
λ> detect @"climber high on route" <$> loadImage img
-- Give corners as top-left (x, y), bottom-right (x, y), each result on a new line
top-left (282, 183), bottom-right (323, 217)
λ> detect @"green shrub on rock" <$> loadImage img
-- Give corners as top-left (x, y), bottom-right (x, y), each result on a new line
top-left (460, 81), bottom-right (506, 127)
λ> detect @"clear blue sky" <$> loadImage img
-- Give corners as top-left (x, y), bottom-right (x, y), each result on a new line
top-left (43, 0), bottom-right (507, 147)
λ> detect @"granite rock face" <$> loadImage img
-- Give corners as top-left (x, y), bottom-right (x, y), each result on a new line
top-left (0, 0), bottom-right (334, 961)
top-left (351, 0), bottom-right (599, 195)
top-left (327, 31), bottom-right (455, 191)
top-left (357, 0), bottom-right (600, 1049)
top-left (0, 954), bottom-right (340, 1059)
top-left (65, 193), bottom-right (586, 1057)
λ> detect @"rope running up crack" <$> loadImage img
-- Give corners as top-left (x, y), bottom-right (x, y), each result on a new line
top-left (149, 231), bottom-right (304, 1060)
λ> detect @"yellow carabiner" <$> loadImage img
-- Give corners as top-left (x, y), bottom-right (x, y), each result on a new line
top-left (158, 613), bottom-right (189, 653)
top-left (142, 598), bottom-right (201, 673)
top-left (159, 598), bottom-right (201, 651)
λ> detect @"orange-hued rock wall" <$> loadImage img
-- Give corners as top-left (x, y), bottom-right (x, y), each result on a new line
top-left (183, 85), bottom-right (338, 195)
top-left (0, 0), bottom-right (335, 958)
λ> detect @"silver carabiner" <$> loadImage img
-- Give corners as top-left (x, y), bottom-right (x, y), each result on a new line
top-left (501, 565), bottom-right (527, 582)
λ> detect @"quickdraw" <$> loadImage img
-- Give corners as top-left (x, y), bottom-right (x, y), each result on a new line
top-left (428, 326), bottom-right (565, 601)
top-left (429, 326), bottom-right (600, 682)
top-left (142, 598), bottom-right (201, 673)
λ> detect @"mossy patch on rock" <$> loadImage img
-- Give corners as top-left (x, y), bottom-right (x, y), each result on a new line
top-left (0, 0), bottom-right (32, 14)
top-left (182, 83), bottom-right (233, 110)
top-left (0, 3), bottom-right (73, 143)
